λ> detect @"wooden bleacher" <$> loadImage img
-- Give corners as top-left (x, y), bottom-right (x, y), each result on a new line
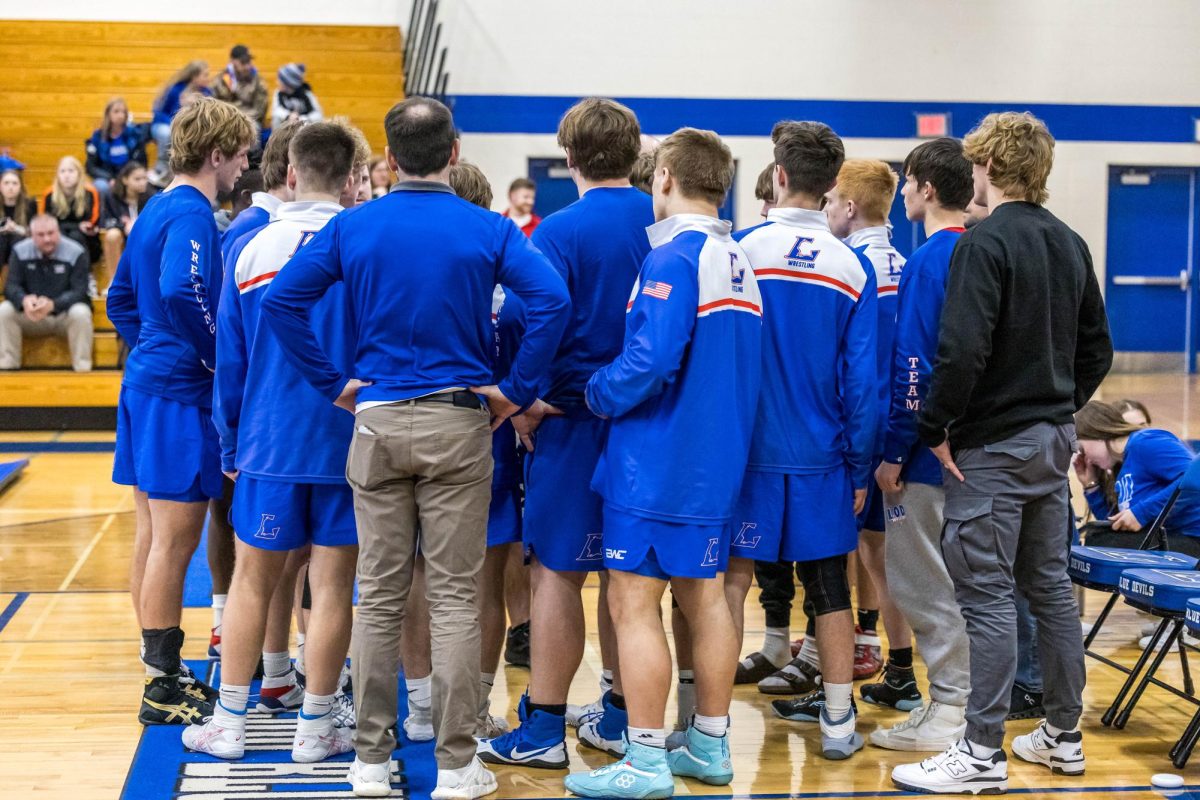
top-left (0, 20), bottom-right (405, 428)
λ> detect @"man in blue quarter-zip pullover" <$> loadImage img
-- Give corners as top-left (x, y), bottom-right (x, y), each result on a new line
top-left (564, 128), bottom-right (761, 800)
top-left (107, 97), bottom-right (254, 727)
top-left (478, 98), bottom-right (653, 771)
top-left (260, 97), bottom-right (570, 800)
top-left (183, 122), bottom-right (361, 765)
top-left (869, 138), bottom-right (973, 752)
top-left (730, 122), bottom-right (877, 761)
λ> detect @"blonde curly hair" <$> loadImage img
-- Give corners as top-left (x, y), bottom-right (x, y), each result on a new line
top-left (963, 111), bottom-right (1054, 206)
top-left (169, 97), bottom-right (255, 176)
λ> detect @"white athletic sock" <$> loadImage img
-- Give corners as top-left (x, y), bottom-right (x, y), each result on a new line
top-left (627, 726), bottom-right (666, 749)
top-left (761, 626), bottom-right (791, 666)
top-left (218, 683), bottom-right (250, 716)
top-left (799, 635), bottom-right (820, 668)
top-left (966, 739), bottom-right (999, 758)
top-left (824, 682), bottom-right (852, 721)
top-left (295, 637), bottom-right (306, 675)
top-left (407, 676), bottom-right (432, 711)
top-left (480, 672), bottom-right (495, 711)
top-left (212, 594), bottom-right (227, 628)
top-left (676, 670), bottom-right (696, 728)
top-left (692, 713), bottom-right (727, 738)
top-left (301, 692), bottom-right (335, 719)
top-left (1045, 722), bottom-right (1076, 739)
top-left (263, 651), bottom-right (291, 679)
top-left (144, 663), bottom-right (166, 678)
top-left (600, 669), bottom-right (614, 694)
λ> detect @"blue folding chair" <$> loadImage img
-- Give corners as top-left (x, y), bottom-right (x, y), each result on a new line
top-left (1171, 598), bottom-right (1200, 767)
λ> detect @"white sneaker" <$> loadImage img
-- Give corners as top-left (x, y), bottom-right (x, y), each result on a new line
top-left (892, 740), bottom-right (1008, 794)
top-left (1012, 722), bottom-right (1085, 776)
top-left (566, 696), bottom-right (604, 728)
top-left (347, 757), bottom-right (396, 797)
top-left (404, 705), bottom-right (435, 742)
top-left (578, 715), bottom-right (626, 757)
top-left (431, 756), bottom-right (498, 800)
top-left (819, 705), bottom-right (864, 761)
top-left (870, 702), bottom-right (967, 752)
top-left (182, 712), bottom-right (245, 759)
top-left (1138, 630), bottom-right (1198, 650)
top-left (293, 712), bottom-right (355, 763)
top-left (332, 689), bottom-right (357, 729)
top-left (475, 712), bottom-right (510, 739)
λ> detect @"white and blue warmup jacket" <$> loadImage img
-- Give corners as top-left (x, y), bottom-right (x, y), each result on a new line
top-left (846, 226), bottom-right (904, 455)
top-left (587, 214), bottom-right (763, 525)
top-left (213, 200), bottom-right (354, 482)
top-left (734, 207), bottom-right (878, 489)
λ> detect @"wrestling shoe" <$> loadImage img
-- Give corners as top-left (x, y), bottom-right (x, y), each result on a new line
top-left (293, 710), bottom-right (354, 763)
top-left (1011, 722), bottom-right (1085, 776)
top-left (505, 621), bottom-right (530, 668)
top-left (820, 705), bottom-right (864, 761)
top-left (332, 688), bottom-right (357, 728)
top-left (667, 726), bottom-right (732, 785)
top-left (139, 675), bottom-right (214, 726)
top-left (735, 652), bottom-right (783, 684)
top-left (208, 626), bottom-right (222, 660)
top-left (853, 627), bottom-right (883, 680)
top-left (257, 669), bottom-right (304, 714)
top-left (182, 708), bottom-right (245, 758)
top-left (477, 695), bottom-right (568, 769)
top-left (566, 696), bottom-right (605, 729)
top-left (891, 740), bottom-right (1008, 795)
top-left (771, 689), bottom-right (857, 723)
top-left (577, 691), bottom-right (627, 757)
top-left (860, 662), bottom-right (922, 711)
top-left (178, 665), bottom-right (218, 705)
top-left (757, 656), bottom-right (821, 695)
top-left (870, 701), bottom-right (965, 752)
top-left (564, 740), bottom-right (673, 799)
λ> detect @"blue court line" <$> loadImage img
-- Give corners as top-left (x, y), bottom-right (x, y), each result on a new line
top-left (0, 592), bottom-right (29, 634)
top-left (450, 93), bottom-right (1200, 144)
top-left (0, 441), bottom-right (115, 453)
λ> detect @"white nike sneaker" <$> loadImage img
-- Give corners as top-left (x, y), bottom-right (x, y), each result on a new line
top-left (293, 711), bottom-right (355, 763)
top-left (566, 696), bottom-right (604, 728)
top-left (431, 756), bottom-right (499, 800)
top-left (182, 712), bottom-right (246, 759)
top-left (347, 757), bottom-right (397, 797)
top-left (1012, 722), bottom-right (1085, 776)
top-left (892, 740), bottom-right (1008, 795)
top-left (870, 701), bottom-right (966, 752)
top-left (405, 704), bottom-right (435, 742)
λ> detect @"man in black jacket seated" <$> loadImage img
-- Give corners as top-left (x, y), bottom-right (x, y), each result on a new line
top-left (890, 112), bottom-right (1113, 795)
top-left (0, 214), bottom-right (93, 372)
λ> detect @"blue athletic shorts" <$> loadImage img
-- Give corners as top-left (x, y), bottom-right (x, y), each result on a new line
top-left (488, 486), bottom-right (523, 548)
top-left (523, 416), bottom-right (608, 571)
top-left (859, 484), bottom-right (886, 533)
top-left (231, 475), bottom-right (357, 551)
top-left (728, 468), bottom-right (857, 564)
top-left (602, 504), bottom-right (725, 580)
top-left (113, 385), bottom-right (224, 502)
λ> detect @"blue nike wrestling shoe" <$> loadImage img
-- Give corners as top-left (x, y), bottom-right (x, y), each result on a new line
top-left (477, 694), bottom-right (568, 769)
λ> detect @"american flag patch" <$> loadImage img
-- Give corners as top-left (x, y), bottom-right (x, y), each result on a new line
top-left (641, 280), bottom-right (673, 300)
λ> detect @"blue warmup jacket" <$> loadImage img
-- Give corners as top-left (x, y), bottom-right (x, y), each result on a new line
top-left (531, 186), bottom-right (654, 417)
top-left (734, 207), bottom-right (878, 489)
top-left (107, 185), bottom-right (222, 407)
top-left (587, 214), bottom-right (763, 525)
top-left (220, 193), bottom-right (282, 266)
top-left (1085, 429), bottom-right (1200, 536)
top-left (260, 181), bottom-right (570, 407)
top-left (213, 200), bottom-right (355, 482)
top-left (847, 226), bottom-right (905, 453)
top-left (492, 287), bottom-right (527, 491)
top-left (881, 228), bottom-right (964, 486)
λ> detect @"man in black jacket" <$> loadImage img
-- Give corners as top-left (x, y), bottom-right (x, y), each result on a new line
top-left (891, 112), bottom-right (1112, 795)
top-left (0, 214), bottom-right (93, 371)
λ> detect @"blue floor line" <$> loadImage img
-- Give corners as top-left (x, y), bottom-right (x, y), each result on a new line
top-left (0, 441), bottom-right (115, 453)
top-left (0, 592), bottom-right (29, 633)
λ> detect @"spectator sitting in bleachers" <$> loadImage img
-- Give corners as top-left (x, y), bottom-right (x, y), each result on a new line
top-left (99, 162), bottom-right (151, 292)
top-left (369, 155), bottom-right (391, 198)
top-left (211, 45), bottom-right (269, 132)
top-left (0, 214), bottom-right (93, 372)
top-left (85, 98), bottom-right (150, 196)
top-left (0, 169), bottom-right (37, 269)
top-left (41, 156), bottom-right (101, 264)
top-left (272, 63), bottom-right (324, 126)
top-left (150, 61), bottom-right (212, 185)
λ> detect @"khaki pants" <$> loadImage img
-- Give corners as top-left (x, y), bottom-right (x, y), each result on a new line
top-left (0, 300), bottom-right (93, 371)
top-left (347, 400), bottom-right (492, 769)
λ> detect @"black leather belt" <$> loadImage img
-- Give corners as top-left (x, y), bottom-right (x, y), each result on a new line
top-left (411, 390), bottom-right (482, 409)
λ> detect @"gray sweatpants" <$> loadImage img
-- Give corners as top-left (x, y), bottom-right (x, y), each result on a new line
top-left (884, 481), bottom-right (970, 707)
top-left (941, 421), bottom-right (1084, 748)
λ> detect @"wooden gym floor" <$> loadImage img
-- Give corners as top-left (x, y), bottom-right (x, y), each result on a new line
top-left (3, 374), bottom-right (1200, 798)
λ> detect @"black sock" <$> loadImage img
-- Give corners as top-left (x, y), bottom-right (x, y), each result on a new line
top-left (142, 626), bottom-right (185, 675)
top-left (858, 608), bottom-right (879, 633)
top-left (530, 701), bottom-right (567, 717)
top-left (889, 647), bottom-right (914, 670)
top-left (805, 617), bottom-right (816, 637)
top-left (609, 692), bottom-right (627, 710)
